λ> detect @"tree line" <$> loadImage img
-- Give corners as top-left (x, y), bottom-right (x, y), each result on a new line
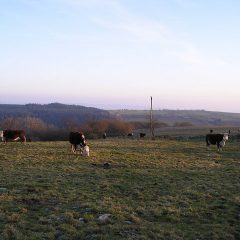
top-left (0, 103), bottom-right (197, 141)
top-left (0, 116), bottom-right (194, 141)
top-left (0, 117), bottom-right (134, 141)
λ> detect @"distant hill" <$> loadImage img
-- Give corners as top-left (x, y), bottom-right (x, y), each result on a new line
top-left (0, 103), bottom-right (112, 127)
top-left (109, 109), bottom-right (240, 127)
top-left (1, 104), bottom-right (240, 129)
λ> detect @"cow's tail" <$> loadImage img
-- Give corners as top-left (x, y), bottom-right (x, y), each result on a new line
top-left (206, 135), bottom-right (210, 147)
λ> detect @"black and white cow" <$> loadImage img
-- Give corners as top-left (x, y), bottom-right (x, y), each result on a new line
top-left (69, 132), bottom-right (87, 154)
top-left (102, 132), bottom-right (107, 139)
top-left (206, 133), bottom-right (229, 151)
top-left (0, 130), bottom-right (26, 143)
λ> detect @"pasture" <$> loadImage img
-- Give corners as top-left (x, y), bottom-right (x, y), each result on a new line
top-left (0, 138), bottom-right (239, 239)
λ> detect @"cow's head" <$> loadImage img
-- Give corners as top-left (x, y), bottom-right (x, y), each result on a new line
top-left (81, 134), bottom-right (86, 146)
top-left (0, 131), bottom-right (4, 141)
top-left (223, 133), bottom-right (229, 141)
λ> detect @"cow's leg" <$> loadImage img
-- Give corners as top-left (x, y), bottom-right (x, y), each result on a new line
top-left (206, 141), bottom-right (210, 150)
top-left (79, 146), bottom-right (83, 155)
top-left (206, 137), bottom-right (210, 149)
top-left (13, 137), bottom-right (20, 141)
top-left (71, 145), bottom-right (75, 153)
top-left (218, 147), bottom-right (222, 152)
top-left (74, 144), bottom-right (78, 153)
top-left (21, 136), bottom-right (26, 143)
top-left (72, 144), bottom-right (77, 153)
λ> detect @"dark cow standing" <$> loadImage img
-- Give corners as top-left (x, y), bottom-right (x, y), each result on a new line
top-left (102, 132), bottom-right (107, 139)
top-left (0, 130), bottom-right (26, 143)
top-left (69, 132), bottom-right (86, 153)
top-left (139, 133), bottom-right (146, 138)
top-left (206, 133), bottom-right (229, 151)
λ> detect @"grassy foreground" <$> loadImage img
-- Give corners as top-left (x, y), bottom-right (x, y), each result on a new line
top-left (0, 139), bottom-right (239, 240)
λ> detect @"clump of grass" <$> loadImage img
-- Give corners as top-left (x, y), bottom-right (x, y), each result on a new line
top-left (3, 224), bottom-right (23, 240)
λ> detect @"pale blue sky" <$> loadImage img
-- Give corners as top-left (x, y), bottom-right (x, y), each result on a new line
top-left (1, 0), bottom-right (240, 112)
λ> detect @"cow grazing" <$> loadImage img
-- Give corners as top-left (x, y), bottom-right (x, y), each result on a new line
top-left (0, 130), bottom-right (26, 143)
top-left (206, 133), bottom-right (229, 151)
top-left (69, 132), bottom-right (86, 153)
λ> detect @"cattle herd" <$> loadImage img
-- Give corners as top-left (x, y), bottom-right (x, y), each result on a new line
top-left (0, 129), bottom-right (232, 154)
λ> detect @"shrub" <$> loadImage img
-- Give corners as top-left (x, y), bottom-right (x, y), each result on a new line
top-left (85, 120), bottom-right (133, 137)
top-left (173, 122), bottom-right (193, 127)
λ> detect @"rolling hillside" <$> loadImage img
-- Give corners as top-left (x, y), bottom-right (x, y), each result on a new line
top-left (109, 109), bottom-right (240, 127)
top-left (0, 103), bottom-right (112, 127)
top-left (1, 104), bottom-right (240, 130)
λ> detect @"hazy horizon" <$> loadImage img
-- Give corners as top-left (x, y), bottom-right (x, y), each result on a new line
top-left (1, 1), bottom-right (240, 113)
top-left (1, 101), bottom-right (240, 114)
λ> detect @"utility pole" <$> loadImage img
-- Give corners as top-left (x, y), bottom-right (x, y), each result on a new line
top-left (150, 96), bottom-right (155, 140)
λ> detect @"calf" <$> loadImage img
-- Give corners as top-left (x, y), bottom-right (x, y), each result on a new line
top-left (82, 145), bottom-right (90, 157)
top-left (0, 130), bottom-right (26, 143)
top-left (69, 132), bottom-right (86, 153)
top-left (206, 133), bottom-right (229, 151)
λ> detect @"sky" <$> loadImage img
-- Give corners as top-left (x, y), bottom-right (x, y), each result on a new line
top-left (1, 0), bottom-right (240, 112)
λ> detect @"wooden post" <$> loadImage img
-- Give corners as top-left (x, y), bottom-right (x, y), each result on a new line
top-left (150, 96), bottom-right (155, 140)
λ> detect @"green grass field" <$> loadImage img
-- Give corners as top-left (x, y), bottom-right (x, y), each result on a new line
top-left (0, 139), bottom-right (239, 239)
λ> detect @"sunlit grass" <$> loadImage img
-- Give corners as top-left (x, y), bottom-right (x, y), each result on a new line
top-left (0, 139), bottom-right (239, 239)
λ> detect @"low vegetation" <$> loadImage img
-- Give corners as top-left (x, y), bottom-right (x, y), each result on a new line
top-left (0, 117), bottom-right (133, 141)
top-left (0, 138), bottom-right (239, 239)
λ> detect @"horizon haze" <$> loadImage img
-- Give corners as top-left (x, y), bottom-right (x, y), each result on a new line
top-left (1, 1), bottom-right (240, 113)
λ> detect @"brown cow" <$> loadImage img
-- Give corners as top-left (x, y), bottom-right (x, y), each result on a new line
top-left (0, 130), bottom-right (26, 143)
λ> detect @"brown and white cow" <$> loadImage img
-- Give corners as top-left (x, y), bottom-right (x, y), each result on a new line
top-left (206, 132), bottom-right (229, 151)
top-left (0, 130), bottom-right (26, 143)
top-left (69, 132), bottom-right (87, 153)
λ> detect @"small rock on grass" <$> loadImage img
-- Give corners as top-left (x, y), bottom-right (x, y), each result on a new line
top-left (79, 218), bottom-right (86, 223)
top-left (125, 220), bottom-right (133, 224)
top-left (98, 214), bottom-right (112, 224)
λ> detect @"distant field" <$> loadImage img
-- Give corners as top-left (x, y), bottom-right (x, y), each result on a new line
top-left (0, 139), bottom-right (240, 239)
top-left (109, 109), bottom-right (240, 126)
top-left (134, 126), bottom-right (239, 140)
